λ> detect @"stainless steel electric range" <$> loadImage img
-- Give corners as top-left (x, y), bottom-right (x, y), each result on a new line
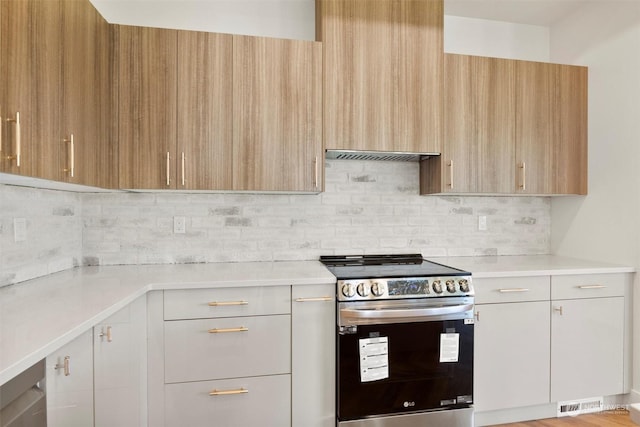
top-left (320, 254), bottom-right (475, 427)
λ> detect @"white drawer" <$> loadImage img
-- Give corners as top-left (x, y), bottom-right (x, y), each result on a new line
top-left (164, 286), bottom-right (291, 320)
top-left (165, 374), bottom-right (291, 427)
top-left (551, 273), bottom-right (629, 300)
top-left (474, 276), bottom-right (550, 304)
top-left (164, 314), bottom-right (291, 383)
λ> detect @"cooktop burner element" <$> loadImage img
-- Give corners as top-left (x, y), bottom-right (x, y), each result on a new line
top-left (320, 254), bottom-right (473, 301)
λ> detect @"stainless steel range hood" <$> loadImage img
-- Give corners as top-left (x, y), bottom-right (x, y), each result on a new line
top-left (325, 149), bottom-right (439, 162)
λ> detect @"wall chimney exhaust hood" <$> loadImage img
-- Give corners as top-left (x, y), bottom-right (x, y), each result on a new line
top-left (325, 149), bottom-right (439, 162)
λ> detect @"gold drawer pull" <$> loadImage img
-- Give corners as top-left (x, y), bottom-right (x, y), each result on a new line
top-left (55, 356), bottom-right (71, 376)
top-left (99, 326), bottom-right (113, 342)
top-left (209, 388), bottom-right (248, 396)
top-left (208, 326), bottom-right (248, 334)
top-left (295, 296), bottom-right (333, 302)
top-left (498, 288), bottom-right (529, 293)
top-left (578, 285), bottom-right (606, 290)
top-left (208, 300), bottom-right (248, 307)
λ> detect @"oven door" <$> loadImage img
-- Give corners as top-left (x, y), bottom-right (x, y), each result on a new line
top-left (337, 297), bottom-right (474, 422)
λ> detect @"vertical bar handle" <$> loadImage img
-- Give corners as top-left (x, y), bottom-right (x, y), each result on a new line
top-left (448, 160), bottom-right (454, 189)
top-left (63, 134), bottom-right (75, 177)
top-left (553, 305), bottom-right (563, 316)
top-left (475, 311), bottom-right (479, 322)
top-left (181, 152), bottom-right (185, 186)
top-left (55, 356), bottom-right (71, 376)
top-left (0, 115), bottom-right (3, 154)
top-left (519, 162), bottom-right (526, 190)
top-left (313, 156), bottom-right (318, 189)
top-left (6, 112), bottom-right (21, 166)
top-left (166, 152), bottom-right (171, 187)
top-left (100, 326), bottom-right (113, 342)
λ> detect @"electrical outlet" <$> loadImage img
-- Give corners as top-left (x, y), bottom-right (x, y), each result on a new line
top-left (478, 215), bottom-right (487, 231)
top-left (173, 216), bottom-right (186, 234)
top-left (14, 218), bottom-right (27, 242)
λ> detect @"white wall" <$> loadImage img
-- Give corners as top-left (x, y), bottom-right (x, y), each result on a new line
top-left (445, 15), bottom-right (550, 61)
top-left (549, 0), bottom-right (640, 397)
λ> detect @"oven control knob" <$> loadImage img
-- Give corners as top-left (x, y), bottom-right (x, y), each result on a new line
top-left (341, 283), bottom-right (356, 298)
top-left (371, 282), bottom-right (386, 297)
top-left (446, 280), bottom-right (456, 293)
top-left (432, 280), bottom-right (443, 294)
top-left (459, 279), bottom-right (470, 293)
top-left (357, 282), bottom-right (370, 297)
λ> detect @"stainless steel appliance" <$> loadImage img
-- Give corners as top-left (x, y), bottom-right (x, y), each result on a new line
top-left (320, 254), bottom-right (474, 427)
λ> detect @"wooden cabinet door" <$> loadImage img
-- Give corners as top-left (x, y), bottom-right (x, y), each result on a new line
top-left (292, 285), bottom-right (335, 427)
top-left (61, 0), bottom-right (115, 188)
top-left (0, 0), bottom-right (62, 180)
top-left (319, 0), bottom-right (443, 154)
top-left (474, 301), bottom-right (550, 411)
top-left (46, 329), bottom-right (94, 427)
top-left (553, 64), bottom-right (587, 195)
top-left (438, 54), bottom-right (515, 193)
top-left (551, 297), bottom-right (624, 401)
top-left (516, 60), bottom-right (554, 194)
top-left (118, 25), bottom-right (178, 189)
top-left (232, 35), bottom-right (322, 192)
top-left (177, 31), bottom-right (233, 190)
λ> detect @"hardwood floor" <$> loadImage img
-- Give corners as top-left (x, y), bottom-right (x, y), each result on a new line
top-left (492, 410), bottom-right (635, 427)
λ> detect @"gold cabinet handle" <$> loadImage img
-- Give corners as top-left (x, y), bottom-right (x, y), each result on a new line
top-left (295, 296), bottom-right (333, 302)
top-left (578, 285), bottom-right (606, 290)
top-left (181, 152), bottom-right (185, 186)
top-left (475, 311), bottom-right (479, 322)
top-left (166, 152), bottom-right (171, 186)
top-left (207, 326), bottom-right (248, 334)
top-left (209, 388), bottom-right (248, 396)
top-left (63, 134), bottom-right (75, 177)
top-left (55, 356), bottom-right (71, 376)
top-left (0, 115), bottom-right (3, 154)
top-left (448, 159), bottom-right (454, 189)
top-left (518, 162), bottom-right (526, 190)
top-left (553, 305), bottom-right (563, 316)
top-left (99, 326), bottom-right (113, 342)
top-left (5, 112), bottom-right (21, 166)
top-left (208, 300), bottom-right (249, 307)
top-left (498, 288), bottom-right (530, 293)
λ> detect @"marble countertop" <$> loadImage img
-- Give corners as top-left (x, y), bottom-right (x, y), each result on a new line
top-left (0, 255), bottom-right (635, 386)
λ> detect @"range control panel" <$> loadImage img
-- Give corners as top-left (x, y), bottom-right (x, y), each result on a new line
top-left (337, 276), bottom-right (473, 301)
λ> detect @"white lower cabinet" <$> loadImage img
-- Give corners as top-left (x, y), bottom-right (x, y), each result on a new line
top-left (46, 329), bottom-right (94, 427)
top-left (93, 296), bottom-right (147, 427)
top-left (292, 284), bottom-right (335, 427)
top-left (474, 300), bottom-right (550, 411)
top-left (165, 374), bottom-right (291, 427)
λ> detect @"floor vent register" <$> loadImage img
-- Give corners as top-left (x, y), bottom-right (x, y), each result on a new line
top-left (557, 397), bottom-right (604, 417)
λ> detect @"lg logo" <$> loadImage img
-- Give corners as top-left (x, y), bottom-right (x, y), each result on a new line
top-left (403, 401), bottom-right (416, 408)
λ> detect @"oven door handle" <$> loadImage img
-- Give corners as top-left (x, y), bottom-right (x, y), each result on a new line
top-left (340, 303), bottom-right (474, 322)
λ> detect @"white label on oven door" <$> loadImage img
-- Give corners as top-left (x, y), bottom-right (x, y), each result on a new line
top-left (359, 337), bottom-right (389, 382)
top-left (440, 333), bottom-right (460, 363)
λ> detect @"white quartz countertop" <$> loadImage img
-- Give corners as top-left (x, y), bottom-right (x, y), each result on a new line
top-left (0, 255), bottom-right (635, 386)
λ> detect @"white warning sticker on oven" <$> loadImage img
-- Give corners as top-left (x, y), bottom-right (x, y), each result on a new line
top-left (440, 333), bottom-right (460, 363)
top-left (359, 337), bottom-right (389, 382)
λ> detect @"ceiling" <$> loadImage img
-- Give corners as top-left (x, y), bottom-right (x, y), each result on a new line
top-left (445, 0), bottom-right (592, 27)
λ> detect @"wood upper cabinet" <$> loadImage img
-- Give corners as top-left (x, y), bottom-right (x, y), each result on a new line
top-left (0, 0), bottom-right (63, 180)
top-left (421, 54), bottom-right (515, 194)
top-left (177, 31), bottom-right (233, 190)
top-left (516, 60), bottom-right (587, 195)
top-left (117, 26), bottom-right (178, 189)
top-left (232, 35), bottom-right (323, 192)
top-left (61, 0), bottom-right (115, 188)
top-left (317, 0), bottom-right (443, 154)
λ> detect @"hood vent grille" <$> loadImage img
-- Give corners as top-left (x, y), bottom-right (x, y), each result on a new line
top-left (326, 150), bottom-right (438, 162)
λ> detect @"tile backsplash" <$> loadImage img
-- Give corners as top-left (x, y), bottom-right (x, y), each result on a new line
top-left (1, 160), bottom-right (550, 286)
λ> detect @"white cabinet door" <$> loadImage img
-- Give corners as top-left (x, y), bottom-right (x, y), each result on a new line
top-left (474, 301), bottom-right (550, 411)
top-left (94, 297), bottom-right (147, 427)
top-left (46, 329), bottom-right (94, 427)
top-left (550, 296), bottom-right (624, 401)
top-left (291, 284), bottom-right (335, 427)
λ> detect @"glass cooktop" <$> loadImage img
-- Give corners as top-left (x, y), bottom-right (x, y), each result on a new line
top-left (319, 254), bottom-right (470, 280)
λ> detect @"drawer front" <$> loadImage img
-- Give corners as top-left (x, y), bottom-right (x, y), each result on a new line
top-left (551, 273), bottom-right (629, 300)
top-left (165, 314), bottom-right (291, 383)
top-left (165, 374), bottom-right (291, 427)
top-left (474, 276), bottom-right (550, 304)
top-left (164, 286), bottom-right (291, 320)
